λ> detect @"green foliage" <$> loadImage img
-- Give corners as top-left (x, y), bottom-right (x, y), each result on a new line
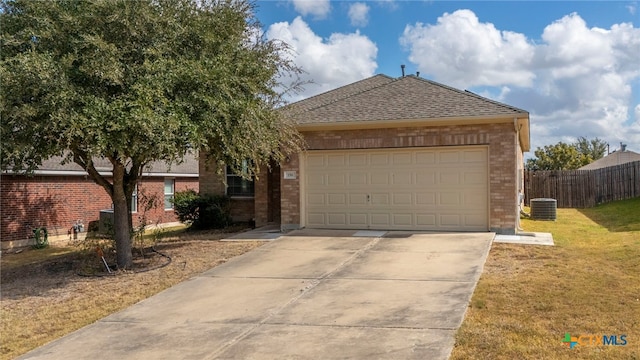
top-left (526, 137), bottom-right (607, 170)
top-left (1, 0), bottom-right (304, 268)
top-left (173, 189), bottom-right (201, 224)
top-left (173, 190), bottom-right (231, 229)
top-left (574, 136), bottom-right (607, 161)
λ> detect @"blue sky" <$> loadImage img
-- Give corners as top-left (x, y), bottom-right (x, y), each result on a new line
top-left (254, 1), bottom-right (640, 153)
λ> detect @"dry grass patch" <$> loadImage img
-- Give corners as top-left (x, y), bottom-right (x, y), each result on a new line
top-left (451, 197), bottom-right (640, 360)
top-left (0, 227), bottom-right (264, 360)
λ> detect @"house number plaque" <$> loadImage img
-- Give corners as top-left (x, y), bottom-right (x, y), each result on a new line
top-left (283, 171), bottom-right (297, 180)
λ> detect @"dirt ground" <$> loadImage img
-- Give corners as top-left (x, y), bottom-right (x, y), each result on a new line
top-left (0, 229), bottom-right (264, 360)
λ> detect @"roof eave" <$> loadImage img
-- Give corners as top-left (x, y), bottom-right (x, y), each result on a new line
top-left (296, 113), bottom-right (531, 152)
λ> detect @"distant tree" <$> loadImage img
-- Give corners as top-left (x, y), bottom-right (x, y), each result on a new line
top-left (1, 0), bottom-right (304, 269)
top-left (525, 142), bottom-right (590, 171)
top-left (575, 136), bottom-right (607, 161)
top-left (526, 137), bottom-right (609, 171)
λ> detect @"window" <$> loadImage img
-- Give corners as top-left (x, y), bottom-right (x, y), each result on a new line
top-left (226, 160), bottom-right (254, 197)
top-left (164, 179), bottom-right (175, 210)
top-left (131, 184), bottom-right (138, 213)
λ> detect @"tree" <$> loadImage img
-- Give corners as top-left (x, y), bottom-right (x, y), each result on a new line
top-left (1, 0), bottom-right (304, 269)
top-left (525, 142), bottom-right (589, 171)
top-left (525, 137), bottom-right (609, 171)
top-left (575, 136), bottom-right (607, 161)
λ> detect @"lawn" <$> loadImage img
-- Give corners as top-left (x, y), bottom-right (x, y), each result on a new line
top-left (450, 197), bottom-right (640, 359)
top-left (0, 227), bottom-right (263, 360)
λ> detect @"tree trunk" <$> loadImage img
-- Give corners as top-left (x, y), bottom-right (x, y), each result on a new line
top-left (112, 167), bottom-right (133, 269)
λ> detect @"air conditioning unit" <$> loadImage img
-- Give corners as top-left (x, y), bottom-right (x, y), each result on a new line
top-left (530, 198), bottom-right (557, 221)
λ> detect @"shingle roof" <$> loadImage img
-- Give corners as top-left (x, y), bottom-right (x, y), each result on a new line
top-left (33, 152), bottom-right (198, 175)
top-left (579, 150), bottom-right (640, 170)
top-left (284, 74), bottom-right (528, 124)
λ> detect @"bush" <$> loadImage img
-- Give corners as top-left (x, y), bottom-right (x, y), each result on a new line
top-left (173, 190), bottom-right (231, 229)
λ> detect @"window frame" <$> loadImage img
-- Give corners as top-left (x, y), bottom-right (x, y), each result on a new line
top-left (225, 160), bottom-right (255, 198)
top-left (164, 178), bottom-right (175, 210)
top-left (131, 183), bottom-right (138, 213)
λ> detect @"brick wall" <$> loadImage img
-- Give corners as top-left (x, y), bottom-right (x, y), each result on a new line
top-left (0, 174), bottom-right (198, 245)
top-left (296, 123), bottom-right (520, 234)
top-left (280, 153), bottom-right (301, 230)
top-left (198, 122), bottom-right (523, 234)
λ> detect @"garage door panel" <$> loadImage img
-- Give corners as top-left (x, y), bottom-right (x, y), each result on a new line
top-left (328, 154), bottom-right (346, 166)
top-left (349, 193), bottom-right (368, 206)
top-left (440, 172), bottom-right (460, 185)
top-left (328, 174), bottom-right (346, 186)
top-left (392, 193), bottom-right (412, 206)
top-left (370, 213), bottom-right (390, 226)
top-left (416, 171), bottom-right (436, 185)
top-left (328, 213), bottom-right (347, 226)
top-left (349, 173), bottom-right (368, 185)
top-left (307, 155), bottom-right (326, 167)
top-left (464, 149), bottom-right (486, 162)
top-left (392, 153), bottom-right (412, 165)
top-left (465, 214), bottom-right (487, 227)
top-left (308, 175), bottom-right (326, 187)
top-left (440, 214), bottom-right (461, 227)
top-left (328, 193), bottom-right (346, 205)
top-left (370, 193), bottom-right (389, 205)
top-left (439, 151), bottom-right (460, 164)
top-left (416, 193), bottom-right (436, 206)
top-left (392, 213), bottom-right (413, 226)
top-left (416, 214), bottom-right (436, 226)
top-left (415, 152), bottom-right (436, 164)
top-left (464, 193), bottom-right (485, 207)
top-left (464, 171), bottom-right (486, 185)
top-left (348, 154), bottom-right (367, 166)
top-left (308, 194), bottom-right (325, 206)
top-left (304, 147), bottom-right (487, 231)
top-left (307, 213), bottom-right (326, 226)
top-left (392, 172), bottom-right (412, 185)
top-left (371, 173), bottom-right (389, 185)
top-left (348, 213), bottom-right (368, 226)
top-left (439, 193), bottom-right (461, 206)
top-left (370, 153), bottom-right (389, 165)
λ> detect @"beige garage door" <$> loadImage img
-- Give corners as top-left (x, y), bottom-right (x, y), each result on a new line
top-left (304, 147), bottom-right (488, 231)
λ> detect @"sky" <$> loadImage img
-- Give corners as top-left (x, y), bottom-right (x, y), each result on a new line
top-left (254, 0), bottom-right (640, 154)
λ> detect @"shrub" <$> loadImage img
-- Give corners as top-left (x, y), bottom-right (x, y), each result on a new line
top-left (173, 190), bottom-right (231, 229)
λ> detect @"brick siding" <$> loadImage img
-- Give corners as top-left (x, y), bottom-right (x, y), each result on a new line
top-left (0, 174), bottom-right (198, 245)
top-left (296, 123), bottom-right (520, 233)
top-left (199, 122), bottom-right (523, 234)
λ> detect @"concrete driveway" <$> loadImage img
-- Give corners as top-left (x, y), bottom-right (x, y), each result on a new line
top-left (19, 230), bottom-right (493, 360)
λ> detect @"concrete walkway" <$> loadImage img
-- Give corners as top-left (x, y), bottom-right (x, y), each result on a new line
top-left (19, 230), bottom-right (494, 360)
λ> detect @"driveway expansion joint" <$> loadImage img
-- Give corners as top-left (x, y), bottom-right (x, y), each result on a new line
top-left (205, 235), bottom-right (383, 359)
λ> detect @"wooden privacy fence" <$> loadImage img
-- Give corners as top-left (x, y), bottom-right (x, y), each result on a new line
top-left (524, 161), bottom-right (640, 208)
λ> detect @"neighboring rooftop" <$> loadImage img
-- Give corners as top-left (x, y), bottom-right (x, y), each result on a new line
top-left (6, 153), bottom-right (199, 176)
top-left (579, 149), bottom-right (640, 170)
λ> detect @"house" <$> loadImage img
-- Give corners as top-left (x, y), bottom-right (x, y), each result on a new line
top-left (200, 74), bottom-right (531, 235)
top-left (578, 145), bottom-right (640, 170)
top-left (1, 154), bottom-right (199, 249)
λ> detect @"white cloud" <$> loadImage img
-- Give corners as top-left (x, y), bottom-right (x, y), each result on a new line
top-left (266, 16), bottom-right (378, 100)
top-left (627, 2), bottom-right (637, 15)
top-left (348, 3), bottom-right (370, 27)
top-left (401, 10), bottom-right (640, 153)
top-left (290, 0), bottom-right (330, 19)
top-left (400, 9), bottom-right (536, 89)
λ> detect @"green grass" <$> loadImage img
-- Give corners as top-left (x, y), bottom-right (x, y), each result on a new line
top-left (450, 197), bottom-right (640, 360)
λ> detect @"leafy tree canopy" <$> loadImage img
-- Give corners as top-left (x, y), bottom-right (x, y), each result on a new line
top-left (0, 0), bottom-right (304, 268)
top-left (525, 137), bottom-right (608, 171)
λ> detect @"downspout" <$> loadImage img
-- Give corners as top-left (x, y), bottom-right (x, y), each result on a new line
top-left (514, 117), bottom-right (524, 232)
